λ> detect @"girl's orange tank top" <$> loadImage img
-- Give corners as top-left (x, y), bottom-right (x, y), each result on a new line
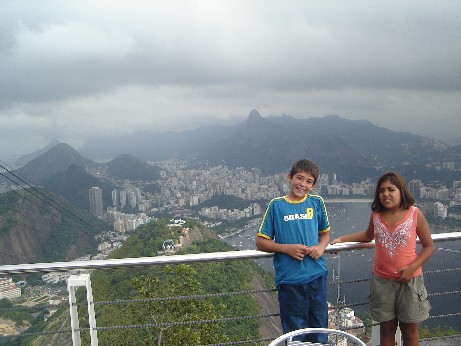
top-left (373, 206), bottom-right (422, 279)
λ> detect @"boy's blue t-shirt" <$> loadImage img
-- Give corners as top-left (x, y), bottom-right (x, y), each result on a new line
top-left (257, 194), bottom-right (330, 288)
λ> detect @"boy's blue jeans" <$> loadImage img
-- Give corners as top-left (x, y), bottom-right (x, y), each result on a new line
top-left (278, 272), bottom-right (329, 344)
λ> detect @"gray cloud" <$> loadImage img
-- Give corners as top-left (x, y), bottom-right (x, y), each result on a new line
top-left (1, 0), bottom-right (460, 162)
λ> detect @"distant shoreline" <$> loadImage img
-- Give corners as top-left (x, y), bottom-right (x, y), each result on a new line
top-left (324, 198), bottom-right (372, 203)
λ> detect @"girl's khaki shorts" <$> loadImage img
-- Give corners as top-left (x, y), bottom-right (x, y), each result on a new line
top-left (370, 273), bottom-right (431, 323)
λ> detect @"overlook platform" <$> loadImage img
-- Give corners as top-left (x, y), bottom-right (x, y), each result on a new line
top-left (0, 232), bottom-right (460, 346)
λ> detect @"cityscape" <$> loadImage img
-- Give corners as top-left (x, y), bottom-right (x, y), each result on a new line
top-left (88, 159), bottom-right (461, 237)
top-left (1, 158), bottom-right (460, 343)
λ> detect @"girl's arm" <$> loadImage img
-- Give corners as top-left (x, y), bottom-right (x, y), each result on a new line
top-left (397, 209), bottom-right (434, 281)
top-left (331, 214), bottom-right (375, 244)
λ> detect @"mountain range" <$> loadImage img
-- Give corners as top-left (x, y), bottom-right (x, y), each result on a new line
top-left (0, 147), bottom-right (160, 264)
top-left (2, 144), bottom-right (162, 210)
top-left (15, 110), bottom-right (460, 183)
top-left (1, 110), bottom-right (459, 265)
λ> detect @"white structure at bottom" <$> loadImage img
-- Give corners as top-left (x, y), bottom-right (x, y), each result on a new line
top-left (68, 274), bottom-right (98, 346)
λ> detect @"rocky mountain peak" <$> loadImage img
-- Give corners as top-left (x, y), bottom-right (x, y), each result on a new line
top-left (247, 109), bottom-right (262, 122)
top-left (245, 109), bottom-right (269, 139)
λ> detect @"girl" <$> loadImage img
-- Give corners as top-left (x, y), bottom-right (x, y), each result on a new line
top-left (331, 172), bottom-right (434, 346)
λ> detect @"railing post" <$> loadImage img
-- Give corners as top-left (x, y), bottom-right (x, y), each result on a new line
top-left (371, 320), bottom-right (401, 346)
top-left (68, 276), bottom-right (81, 346)
top-left (67, 273), bottom-right (99, 346)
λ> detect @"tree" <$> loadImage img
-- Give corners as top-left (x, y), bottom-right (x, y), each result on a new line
top-left (132, 264), bottom-right (229, 346)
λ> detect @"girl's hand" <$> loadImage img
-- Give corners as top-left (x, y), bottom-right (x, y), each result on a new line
top-left (330, 237), bottom-right (342, 244)
top-left (329, 238), bottom-right (343, 254)
top-left (396, 266), bottom-right (414, 283)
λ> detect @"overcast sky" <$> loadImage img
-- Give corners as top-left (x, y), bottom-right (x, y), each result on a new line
top-left (1, 0), bottom-right (460, 162)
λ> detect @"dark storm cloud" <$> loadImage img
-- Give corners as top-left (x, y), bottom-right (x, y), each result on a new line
top-left (0, 1), bottom-right (460, 161)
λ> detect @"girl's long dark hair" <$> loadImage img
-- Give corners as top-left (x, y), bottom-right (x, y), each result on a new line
top-left (371, 172), bottom-right (415, 212)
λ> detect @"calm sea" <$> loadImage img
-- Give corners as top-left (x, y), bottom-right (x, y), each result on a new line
top-left (222, 201), bottom-right (461, 330)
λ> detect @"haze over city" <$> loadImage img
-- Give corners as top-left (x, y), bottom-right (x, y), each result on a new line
top-left (1, 1), bottom-right (460, 162)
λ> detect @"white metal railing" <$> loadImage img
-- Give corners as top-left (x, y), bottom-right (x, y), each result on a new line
top-left (0, 231), bottom-right (460, 346)
top-left (2, 232), bottom-right (459, 275)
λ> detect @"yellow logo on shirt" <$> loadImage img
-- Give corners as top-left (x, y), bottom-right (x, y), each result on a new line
top-left (283, 208), bottom-right (314, 221)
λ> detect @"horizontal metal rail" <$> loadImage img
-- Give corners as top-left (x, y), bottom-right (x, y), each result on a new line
top-left (0, 231), bottom-right (460, 274)
top-left (0, 232), bottom-right (460, 346)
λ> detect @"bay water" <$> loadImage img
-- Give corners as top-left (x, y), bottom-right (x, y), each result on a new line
top-left (222, 201), bottom-right (461, 330)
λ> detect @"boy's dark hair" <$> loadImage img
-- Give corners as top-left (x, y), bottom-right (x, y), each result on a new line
top-left (372, 171), bottom-right (415, 212)
top-left (289, 159), bottom-right (320, 184)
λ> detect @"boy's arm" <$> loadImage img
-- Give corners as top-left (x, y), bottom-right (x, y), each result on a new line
top-left (306, 231), bottom-right (330, 259)
top-left (256, 236), bottom-right (309, 261)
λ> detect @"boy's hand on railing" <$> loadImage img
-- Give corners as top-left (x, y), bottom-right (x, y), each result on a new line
top-left (306, 245), bottom-right (324, 259)
top-left (283, 244), bottom-right (310, 261)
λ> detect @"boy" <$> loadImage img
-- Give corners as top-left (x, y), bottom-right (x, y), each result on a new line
top-left (256, 159), bottom-right (330, 344)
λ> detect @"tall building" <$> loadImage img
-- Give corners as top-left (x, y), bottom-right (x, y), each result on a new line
top-left (135, 187), bottom-right (142, 202)
top-left (409, 179), bottom-right (423, 198)
top-left (89, 187), bottom-right (104, 217)
top-left (127, 190), bottom-right (137, 208)
top-left (332, 173), bottom-right (338, 185)
top-left (433, 202), bottom-right (448, 219)
top-left (112, 189), bottom-right (119, 206)
top-left (119, 190), bottom-right (127, 209)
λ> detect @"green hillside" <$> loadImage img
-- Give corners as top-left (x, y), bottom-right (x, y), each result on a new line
top-left (77, 219), bottom-right (270, 345)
